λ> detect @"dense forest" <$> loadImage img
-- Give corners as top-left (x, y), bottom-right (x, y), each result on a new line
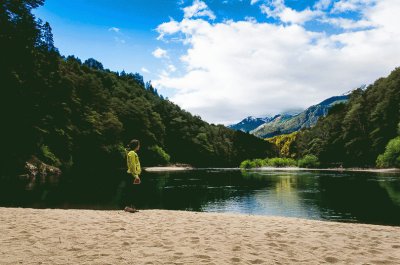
top-left (294, 69), bottom-right (400, 168)
top-left (0, 0), bottom-right (275, 180)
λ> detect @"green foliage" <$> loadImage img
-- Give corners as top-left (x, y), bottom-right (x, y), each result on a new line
top-left (266, 132), bottom-right (298, 158)
top-left (40, 145), bottom-right (61, 167)
top-left (264, 157), bottom-right (297, 167)
top-left (239, 159), bottom-right (267, 168)
top-left (146, 145), bottom-right (171, 166)
top-left (240, 157), bottom-right (297, 168)
top-left (295, 68), bottom-right (400, 168)
top-left (298, 155), bottom-right (320, 168)
top-left (240, 160), bottom-right (256, 169)
top-left (376, 137), bottom-right (400, 168)
top-left (0, 2), bottom-right (275, 178)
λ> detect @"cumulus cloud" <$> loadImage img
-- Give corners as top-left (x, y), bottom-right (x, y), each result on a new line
top-left (154, 0), bottom-right (400, 124)
top-left (168, 64), bottom-right (177, 72)
top-left (108, 27), bottom-right (120, 33)
top-left (141, 67), bottom-right (150, 73)
top-left (152, 47), bottom-right (169, 58)
top-left (314, 0), bottom-right (332, 10)
top-left (320, 17), bottom-right (373, 29)
top-left (260, 0), bottom-right (323, 25)
top-left (183, 0), bottom-right (216, 20)
top-left (250, 0), bottom-right (260, 5)
top-left (331, 0), bottom-right (376, 13)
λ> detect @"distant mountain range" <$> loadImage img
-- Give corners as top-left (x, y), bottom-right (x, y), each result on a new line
top-left (229, 95), bottom-right (349, 138)
top-left (228, 116), bottom-right (273, 132)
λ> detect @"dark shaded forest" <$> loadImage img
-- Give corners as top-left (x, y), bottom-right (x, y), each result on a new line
top-left (0, 0), bottom-right (275, 180)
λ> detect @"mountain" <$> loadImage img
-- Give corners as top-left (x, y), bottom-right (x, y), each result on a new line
top-left (294, 69), bottom-right (400, 167)
top-left (228, 116), bottom-right (272, 132)
top-left (250, 95), bottom-right (349, 138)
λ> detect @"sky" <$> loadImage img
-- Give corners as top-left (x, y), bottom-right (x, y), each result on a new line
top-left (34, 0), bottom-right (400, 125)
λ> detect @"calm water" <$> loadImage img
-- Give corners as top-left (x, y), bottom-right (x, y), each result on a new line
top-left (1, 169), bottom-right (400, 226)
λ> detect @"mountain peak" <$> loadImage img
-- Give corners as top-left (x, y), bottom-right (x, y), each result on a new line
top-left (230, 94), bottom-right (349, 138)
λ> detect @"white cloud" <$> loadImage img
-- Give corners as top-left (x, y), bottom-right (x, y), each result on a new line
top-left (314, 0), bottom-right (332, 10)
top-left (320, 17), bottom-right (373, 29)
top-left (152, 47), bottom-right (169, 58)
top-left (260, 0), bottom-right (323, 25)
top-left (250, 0), bottom-right (260, 5)
top-left (168, 64), bottom-right (177, 72)
top-left (141, 67), bottom-right (150, 73)
top-left (156, 19), bottom-right (181, 40)
top-left (183, 0), bottom-right (216, 20)
top-left (154, 0), bottom-right (400, 124)
top-left (108, 27), bottom-right (120, 33)
top-left (331, 0), bottom-right (376, 13)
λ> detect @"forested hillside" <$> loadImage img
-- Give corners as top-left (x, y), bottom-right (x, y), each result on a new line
top-left (251, 96), bottom-right (348, 138)
top-left (0, 0), bottom-right (275, 179)
top-left (295, 69), bottom-right (400, 167)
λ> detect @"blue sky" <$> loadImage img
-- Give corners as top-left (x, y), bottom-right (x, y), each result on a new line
top-left (34, 0), bottom-right (400, 124)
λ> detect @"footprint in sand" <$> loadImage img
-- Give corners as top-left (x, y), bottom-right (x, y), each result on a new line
top-left (231, 257), bottom-right (241, 263)
top-left (368, 249), bottom-right (382, 254)
top-left (250, 258), bottom-right (265, 264)
top-left (268, 242), bottom-right (278, 247)
top-left (205, 247), bottom-right (217, 252)
top-left (324, 256), bottom-right (339, 263)
top-left (195, 254), bottom-right (211, 260)
top-left (232, 246), bottom-right (241, 251)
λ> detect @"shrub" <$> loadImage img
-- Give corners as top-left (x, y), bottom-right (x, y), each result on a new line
top-left (40, 145), bottom-right (61, 167)
top-left (264, 157), bottom-right (297, 167)
top-left (253, 158), bottom-right (266, 167)
top-left (147, 145), bottom-right (170, 166)
top-left (376, 137), bottom-right (400, 168)
top-left (298, 154), bottom-right (320, 168)
top-left (240, 159), bottom-right (256, 169)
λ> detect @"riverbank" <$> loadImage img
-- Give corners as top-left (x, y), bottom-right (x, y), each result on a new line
top-left (144, 165), bottom-right (193, 172)
top-left (253, 167), bottom-right (400, 173)
top-left (1, 208), bottom-right (400, 264)
top-left (145, 166), bottom-right (399, 174)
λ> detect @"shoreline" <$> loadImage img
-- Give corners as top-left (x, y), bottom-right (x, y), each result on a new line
top-left (144, 166), bottom-right (193, 172)
top-left (145, 166), bottom-right (400, 173)
top-left (1, 207), bottom-right (400, 264)
top-left (254, 166), bottom-right (400, 173)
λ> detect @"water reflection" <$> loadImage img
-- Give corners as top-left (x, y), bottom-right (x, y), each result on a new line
top-left (1, 169), bottom-right (400, 225)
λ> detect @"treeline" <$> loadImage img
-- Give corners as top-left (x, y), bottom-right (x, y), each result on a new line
top-left (294, 68), bottom-right (400, 168)
top-left (0, 0), bottom-right (275, 179)
top-left (246, 69), bottom-right (400, 169)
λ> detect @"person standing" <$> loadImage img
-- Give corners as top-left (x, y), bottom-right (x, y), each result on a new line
top-left (124, 139), bottom-right (142, 213)
top-left (126, 139), bottom-right (141, 184)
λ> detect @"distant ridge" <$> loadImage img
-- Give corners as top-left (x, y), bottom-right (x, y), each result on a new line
top-left (229, 95), bottom-right (348, 138)
top-left (228, 116), bottom-right (273, 132)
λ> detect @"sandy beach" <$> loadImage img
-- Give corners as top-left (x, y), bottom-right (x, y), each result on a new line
top-left (1, 208), bottom-right (400, 265)
top-left (144, 166), bottom-right (193, 172)
top-left (145, 166), bottom-right (400, 174)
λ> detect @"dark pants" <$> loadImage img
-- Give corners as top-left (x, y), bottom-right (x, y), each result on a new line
top-left (120, 174), bottom-right (141, 208)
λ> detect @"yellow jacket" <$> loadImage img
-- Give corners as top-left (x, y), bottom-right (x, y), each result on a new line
top-left (126, 150), bottom-right (141, 177)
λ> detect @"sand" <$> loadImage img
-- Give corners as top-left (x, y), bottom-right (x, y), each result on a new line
top-left (144, 166), bottom-right (193, 172)
top-left (1, 208), bottom-right (400, 265)
top-left (145, 166), bottom-right (400, 174)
